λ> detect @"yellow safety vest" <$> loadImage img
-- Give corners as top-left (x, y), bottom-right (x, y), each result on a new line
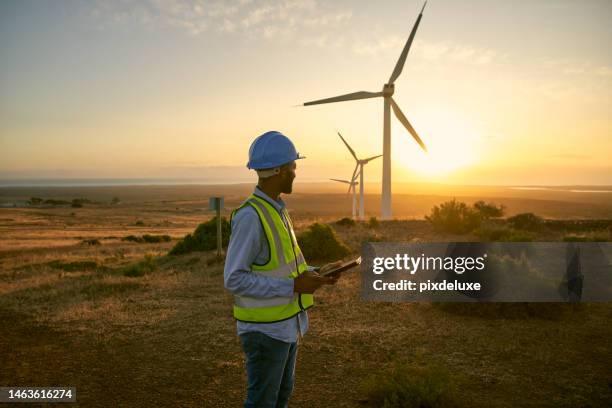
top-left (230, 194), bottom-right (313, 323)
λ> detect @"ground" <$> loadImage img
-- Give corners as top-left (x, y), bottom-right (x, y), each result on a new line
top-left (1, 185), bottom-right (611, 407)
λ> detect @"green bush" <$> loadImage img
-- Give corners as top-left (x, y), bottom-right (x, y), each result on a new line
top-left (335, 217), bottom-right (356, 227)
top-left (297, 223), bottom-right (350, 262)
top-left (563, 232), bottom-right (610, 242)
top-left (426, 199), bottom-right (481, 234)
top-left (367, 216), bottom-right (380, 228)
top-left (44, 199), bottom-right (70, 206)
top-left (142, 234), bottom-right (171, 243)
top-left (169, 216), bottom-right (230, 256)
top-left (507, 213), bottom-right (544, 231)
top-left (360, 364), bottom-right (457, 408)
top-left (123, 254), bottom-right (156, 277)
top-left (122, 234), bottom-right (171, 243)
top-left (474, 226), bottom-right (533, 242)
top-left (134, 220), bottom-right (145, 226)
top-left (473, 200), bottom-right (505, 219)
top-left (28, 197), bottom-right (43, 205)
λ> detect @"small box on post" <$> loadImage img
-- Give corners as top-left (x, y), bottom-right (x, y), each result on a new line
top-left (208, 197), bottom-right (224, 259)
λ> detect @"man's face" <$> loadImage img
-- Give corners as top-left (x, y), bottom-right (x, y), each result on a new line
top-left (279, 162), bottom-right (296, 194)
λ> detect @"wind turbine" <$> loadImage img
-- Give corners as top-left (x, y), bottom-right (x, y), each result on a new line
top-left (337, 132), bottom-right (381, 220)
top-left (303, 1), bottom-right (429, 219)
top-left (329, 177), bottom-right (359, 219)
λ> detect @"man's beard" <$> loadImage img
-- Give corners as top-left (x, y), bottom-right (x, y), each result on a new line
top-left (281, 176), bottom-right (294, 194)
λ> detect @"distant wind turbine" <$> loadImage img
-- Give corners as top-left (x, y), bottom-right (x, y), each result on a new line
top-left (304, 1), bottom-right (429, 219)
top-left (337, 132), bottom-right (381, 220)
top-left (329, 177), bottom-right (359, 219)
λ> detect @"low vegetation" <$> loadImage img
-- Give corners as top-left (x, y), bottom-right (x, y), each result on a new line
top-left (426, 199), bottom-right (482, 234)
top-left (26, 196), bottom-right (93, 207)
top-left (297, 222), bottom-right (350, 262)
top-left (367, 216), bottom-right (380, 228)
top-left (122, 254), bottom-right (157, 277)
top-left (122, 234), bottom-right (171, 244)
top-left (335, 217), bottom-right (356, 227)
top-left (169, 216), bottom-right (230, 256)
top-left (360, 363), bottom-right (457, 408)
top-left (47, 260), bottom-right (101, 272)
top-left (507, 212), bottom-right (544, 231)
top-left (424, 199), bottom-right (607, 242)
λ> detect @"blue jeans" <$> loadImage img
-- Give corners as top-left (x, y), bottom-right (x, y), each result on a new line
top-left (239, 331), bottom-right (298, 408)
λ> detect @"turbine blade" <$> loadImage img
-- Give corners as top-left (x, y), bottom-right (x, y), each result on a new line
top-left (304, 91), bottom-right (383, 106)
top-left (330, 178), bottom-right (350, 184)
top-left (350, 163), bottom-right (359, 184)
top-left (337, 132), bottom-right (358, 161)
top-left (390, 98), bottom-right (427, 152)
top-left (363, 154), bottom-right (382, 163)
top-left (350, 166), bottom-right (362, 193)
top-left (388, 1), bottom-right (427, 84)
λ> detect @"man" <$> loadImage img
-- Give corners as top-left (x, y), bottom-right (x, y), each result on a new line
top-left (224, 130), bottom-right (341, 408)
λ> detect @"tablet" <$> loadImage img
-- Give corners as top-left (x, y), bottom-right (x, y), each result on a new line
top-left (319, 257), bottom-right (361, 277)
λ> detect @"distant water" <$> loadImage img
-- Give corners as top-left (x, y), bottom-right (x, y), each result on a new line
top-left (510, 187), bottom-right (612, 193)
top-left (0, 179), bottom-right (248, 187)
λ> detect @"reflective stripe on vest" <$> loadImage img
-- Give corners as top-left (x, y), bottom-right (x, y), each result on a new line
top-left (230, 194), bottom-right (312, 323)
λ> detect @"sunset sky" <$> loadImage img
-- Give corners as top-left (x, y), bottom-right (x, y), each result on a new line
top-left (1, 0), bottom-right (611, 185)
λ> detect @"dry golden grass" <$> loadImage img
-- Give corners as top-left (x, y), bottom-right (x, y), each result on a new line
top-left (1, 186), bottom-right (611, 406)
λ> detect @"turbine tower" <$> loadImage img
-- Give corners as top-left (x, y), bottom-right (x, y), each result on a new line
top-left (329, 178), bottom-right (359, 218)
top-left (303, 2), bottom-right (429, 219)
top-left (337, 132), bottom-right (381, 220)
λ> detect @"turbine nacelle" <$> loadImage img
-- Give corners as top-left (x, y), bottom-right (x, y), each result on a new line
top-left (382, 83), bottom-right (395, 97)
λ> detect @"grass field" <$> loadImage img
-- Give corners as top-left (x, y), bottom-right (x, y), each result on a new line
top-left (1, 185), bottom-right (611, 407)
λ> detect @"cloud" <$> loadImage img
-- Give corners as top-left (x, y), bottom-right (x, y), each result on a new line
top-left (543, 59), bottom-right (612, 78)
top-left (89, 0), bottom-right (502, 67)
top-left (91, 0), bottom-right (350, 39)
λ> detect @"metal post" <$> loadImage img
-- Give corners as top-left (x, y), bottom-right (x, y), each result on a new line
top-left (209, 196), bottom-right (224, 260)
top-left (216, 199), bottom-right (222, 259)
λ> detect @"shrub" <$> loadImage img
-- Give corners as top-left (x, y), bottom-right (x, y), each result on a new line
top-left (297, 223), bottom-right (350, 262)
top-left (473, 200), bottom-right (505, 219)
top-left (44, 199), bottom-right (70, 206)
top-left (123, 254), bottom-right (156, 277)
top-left (426, 199), bottom-right (480, 234)
top-left (81, 238), bottom-right (101, 246)
top-left (111, 197), bottom-right (121, 205)
top-left (474, 226), bottom-right (533, 242)
top-left (335, 217), bottom-right (356, 227)
top-left (361, 233), bottom-right (385, 245)
top-left (563, 233), bottom-right (610, 242)
top-left (367, 217), bottom-right (380, 229)
top-left (134, 220), bottom-right (145, 226)
top-left (360, 364), bottom-right (457, 408)
top-left (71, 199), bottom-right (83, 208)
top-left (142, 234), bottom-right (171, 243)
top-left (28, 197), bottom-right (44, 205)
top-left (507, 213), bottom-right (544, 231)
top-left (122, 234), bottom-right (172, 244)
top-left (169, 216), bottom-right (230, 255)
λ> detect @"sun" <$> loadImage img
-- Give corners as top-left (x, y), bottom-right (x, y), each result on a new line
top-left (392, 112), bottom-right (482, 177)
